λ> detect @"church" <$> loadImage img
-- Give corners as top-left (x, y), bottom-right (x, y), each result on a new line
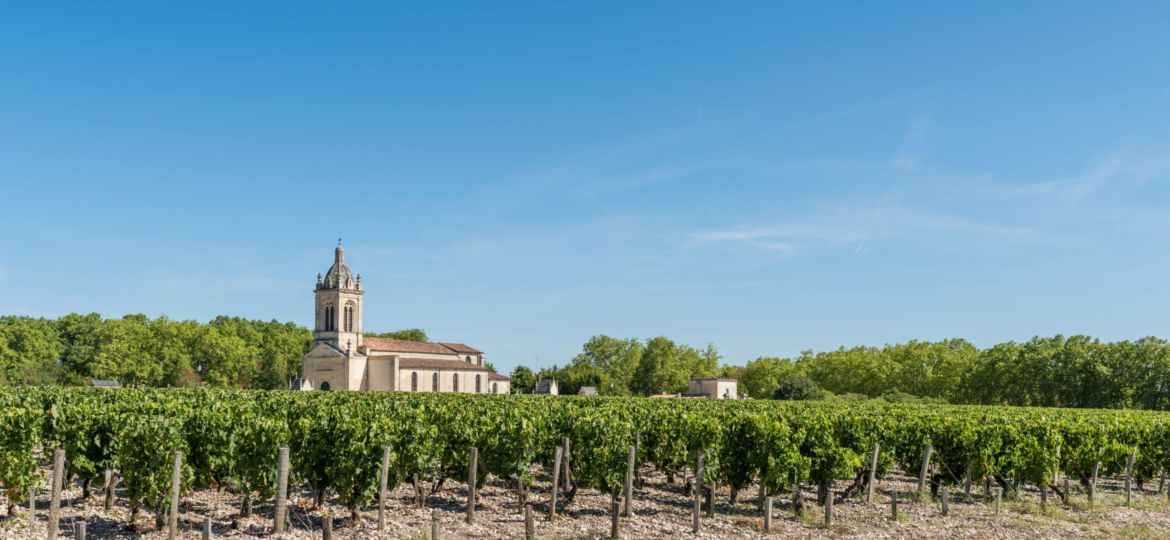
top-left (296, 244), bottom-right (510, 394)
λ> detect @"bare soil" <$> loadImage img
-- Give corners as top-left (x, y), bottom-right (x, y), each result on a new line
top-left (3, 465), bottom-right (1169, 539)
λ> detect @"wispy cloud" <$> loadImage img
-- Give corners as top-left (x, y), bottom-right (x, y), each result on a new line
top-left (693, 224), bottom-right (870, 254)
top-left (890, 113), bottom-right (931, 172)
top-left (1005, 154), bottom-right (1124, 201)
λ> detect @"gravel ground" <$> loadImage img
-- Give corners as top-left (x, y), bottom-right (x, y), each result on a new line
top-left (3, 465), bottom-right (1169, 539)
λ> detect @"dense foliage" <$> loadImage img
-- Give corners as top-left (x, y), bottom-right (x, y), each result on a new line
top-left (2, 387), bottom-right (1169, 522)
top-left (524, 333), bottom-right (1170, 410)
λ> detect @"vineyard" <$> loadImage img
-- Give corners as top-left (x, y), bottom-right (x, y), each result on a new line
top-left (2, 388), bottom-right (1170, 538)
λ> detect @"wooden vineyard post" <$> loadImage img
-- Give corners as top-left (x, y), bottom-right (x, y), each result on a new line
top-left (706, 478), bottom-right (716, 518)
top-left (431, 509), bottom-right (440, 540)
top-left (274, 447), bottom-right (289, 534)
top-left (379, 445), bottom-right (390, 532)
top-left (1063, 477), bottom-right (1070, 505)
top-left (918, 445), bottom-right (932, 495)
top-left (624, 445), bottom-right (635, 517)
top-left (203, 516), bottom-right (212, 540)
top-left (561, 437), bottom-right (572, 492)
top-left (940, 486), bottom-right (949, 516)
top-left (77, 521), bottom-right (86, 540)
top-left (889, 490), bottom-right (897, 520)
top-left (524, 503), bottom-right (534, 540)
top-left (866, 443), bottom-right (880, 503)
top-left (823, 489), bottom-right (833, 527)
top-left (1039, 483), bottom-right (1047, 510)
top-left (994, 487), bottom-right (1002, 515)
top-left (610, 498), bottom-right (620, 539)
top-left (28, 485), bottom-right (35, 531)
top-left (1126, 448), bottom-right (1136, 507)
top-left (548, 446), bottom-right (563, 521)
top-left (763, 496), bottom-right (773, 531)
top-left (322, 514), bottom-right (332, 540)
top-left (983, 475), bottom-right (991, 500)
top-left (692, 453), bottom-right (704, 534)
top-left (48, 448), bottom-right (64, 540)
top-left (1088, 461), bottom-right (1099, 505)
top-left (169, 451), bottom-right (182, 540)
top-left (103, 470), bottom-right (115, 512)
top-left (467, 447), bottom-right (478, 525)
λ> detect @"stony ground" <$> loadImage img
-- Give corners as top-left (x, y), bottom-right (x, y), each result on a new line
top-left (3, 465), bottom-right (1170, 539)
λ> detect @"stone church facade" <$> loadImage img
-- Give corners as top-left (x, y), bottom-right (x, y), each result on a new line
top-left (297, 245), bottom-right (510, 394)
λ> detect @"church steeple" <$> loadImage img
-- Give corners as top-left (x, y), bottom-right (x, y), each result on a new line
top-left (313, 243), bottom-right (364, 351)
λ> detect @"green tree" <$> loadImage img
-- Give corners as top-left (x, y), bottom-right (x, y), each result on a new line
top-left (631, 336), bottom-right (688, 396)
top-left (366, 329), bottom-right (428, 342)
top-left (740, 357), bottom-right (795, 399)
top-left (570, 335), bottom-right (643, 395)
top-left (509, 366), bottom-right (537, 394)
top-left (771, 373), bottom-right (824, 400)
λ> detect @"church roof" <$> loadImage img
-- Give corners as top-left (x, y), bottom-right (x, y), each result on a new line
top-left (398, 357), bottom-right (491, 371)
top-left (488, 372), bottom-right (511, 381)
top-left (362, 337), bottom-right (456, 355)
top-left (437, 342), bottom-right (483, 354)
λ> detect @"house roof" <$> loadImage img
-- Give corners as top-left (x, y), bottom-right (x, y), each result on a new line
top-left (398, 358), bottom-right (490, 371)
top-left (90, 380), bottom-right (121, 388)
top-left (362, 338), bottom-right (460, 355)
top-left (578, 386), bottom-right (598, 396)
top-left (437, 342), bottom-right (483, 354)
top-left (534, 379), bottom-right (557, 394)
top-left (488, 372), bottom-right (511, 381)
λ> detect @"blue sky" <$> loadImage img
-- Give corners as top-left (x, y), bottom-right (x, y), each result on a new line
top-left (3, 2), bottom-right (1170, 372)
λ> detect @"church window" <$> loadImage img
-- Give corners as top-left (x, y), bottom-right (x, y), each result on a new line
top-left (453, 373), bottom-right (459, 392)
top-left (492, 382), bottom-right (498, 394)
top-left (320, 381), bottom-right (331, 391)
top-left (475, 374), bottom-right (481, 393)
top-left (324, 305), bottom-right (335, 331)
top-left (411, 372), bottom-right (418, 391)
top-left (343, 304), bottom-right (354, 332)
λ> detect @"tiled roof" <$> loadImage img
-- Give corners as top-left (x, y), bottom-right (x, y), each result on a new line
top-left (437, 342), bottom-right (483, 354)
top-left (362, 338), bottom-right (459, 355)
top-left (488, 372), bottom-right (511, 381)
top-left (578, 386), bottom-right (599, 396)
top-left (398, 358), bottom-right (490, 371)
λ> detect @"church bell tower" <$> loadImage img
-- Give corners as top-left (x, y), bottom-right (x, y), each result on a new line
top-left (314, 243), bottom-right (363, 354)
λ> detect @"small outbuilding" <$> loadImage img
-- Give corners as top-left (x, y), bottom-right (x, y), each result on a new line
top-left (90, 380), bottom-right (121, 389)
top-left (534, 378), bottom-right (559, 395)
top-left (577, 386), bottom-right (598, 396)
top-left (686, 378), bottom-right (739, 400)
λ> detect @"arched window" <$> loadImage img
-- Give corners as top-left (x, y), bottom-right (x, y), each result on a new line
top-left (343, 304), bottom-right (352, 332)
top-left (432, 372), bottom-right (439, 391)
top-left (411, 372), bottom-right (418, 392)
top-left (492, 382), bottom-right (498, 394)
top-left (453, 373), bottom-right (459, 392)
top-left (323, 305), bottom-right (335, 331)
top-left (475, 374), bottom-right (481, 393)
top-left (320, 381), bottom-right (331, 391)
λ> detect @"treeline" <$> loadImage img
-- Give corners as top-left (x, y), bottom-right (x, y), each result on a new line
top-left (508, 335), bottom-right (735, 396)
top-left (511, 334), bottom-right (1170, 410)
top-left (743, 336), bottom-right (1170, 409)
top-left (0, 314), bottom-right (310, 389)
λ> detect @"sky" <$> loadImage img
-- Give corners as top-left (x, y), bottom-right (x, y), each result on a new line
top-left (3, 2), bottom-right (1170, 373)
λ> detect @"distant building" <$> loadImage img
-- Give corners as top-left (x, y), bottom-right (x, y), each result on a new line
top-left (90, 380), bottom-right (121, 389)
top-left (686, 378), bottom-right (739, 400)
top-left (298, 244), bottom-right (509, 393)
top-left (577, 386), bottom-right (598, 396)
top-left (534, 378), bottom-right (559, 395)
